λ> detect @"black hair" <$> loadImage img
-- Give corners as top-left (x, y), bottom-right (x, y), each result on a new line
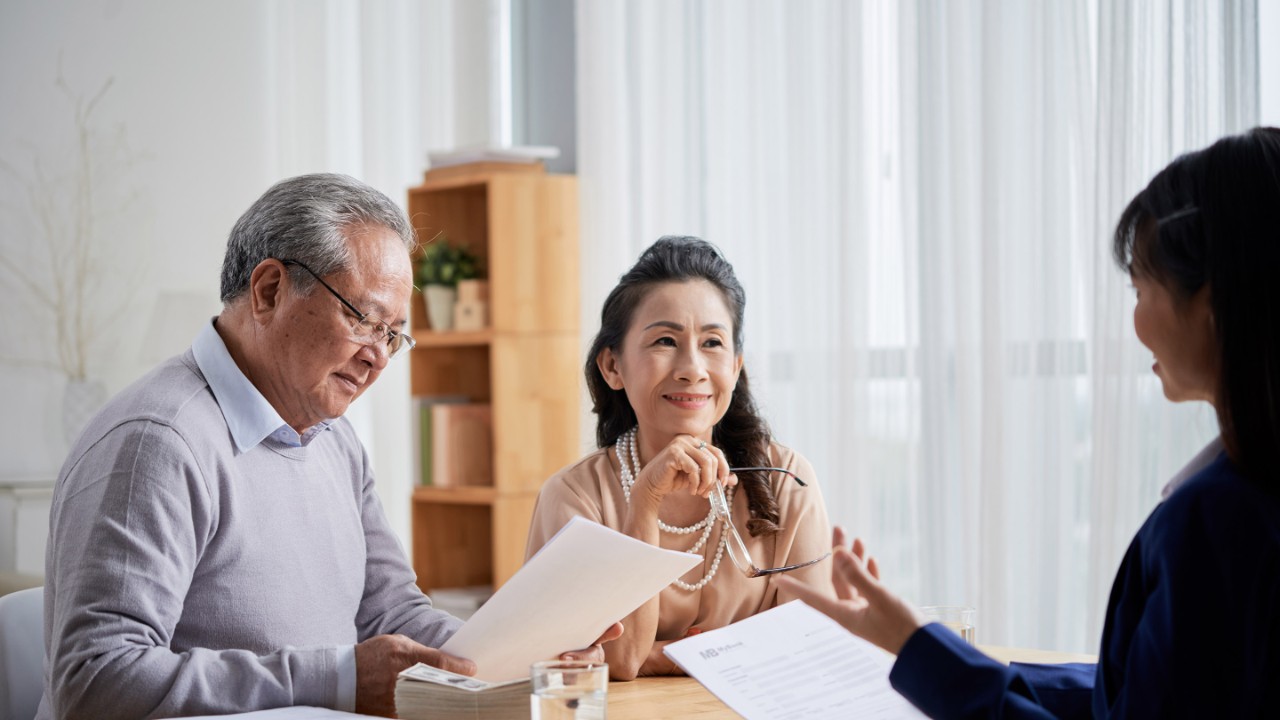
top-left (586, 236), bottom-right (782, 535)
top-left (1113, 127), bottom-right (1280, 484)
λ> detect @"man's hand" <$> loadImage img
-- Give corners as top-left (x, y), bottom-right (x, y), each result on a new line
top-left (775, 527), bottom-right (926, 655)
top-left (558, 621), bottom-right (625, 663)
top-left (355, 634), bottom-right (477, 717)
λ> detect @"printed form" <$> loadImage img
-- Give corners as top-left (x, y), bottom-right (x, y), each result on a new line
top-left (665, 600), bottom-right (926, 719)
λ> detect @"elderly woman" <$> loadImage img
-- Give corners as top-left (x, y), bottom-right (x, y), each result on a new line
top-left (781, 127), bottom-right (1280, 718)
top-left (526, 236), bottom-right (835, 680)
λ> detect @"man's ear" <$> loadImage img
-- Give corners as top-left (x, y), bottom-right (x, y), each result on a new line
top-left (248, 259), bottom-right (288, 323)
top-left (596, 347), bottom-right (625, 390)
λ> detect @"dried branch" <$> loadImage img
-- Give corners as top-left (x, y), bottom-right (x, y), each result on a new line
top-left (0, 71), bottom-right (140, 382)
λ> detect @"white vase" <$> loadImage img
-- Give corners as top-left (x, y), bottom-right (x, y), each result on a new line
top-left (63, 378), bottom-right (106, 445)
top-left (424, 285), bottom-right (457, 331)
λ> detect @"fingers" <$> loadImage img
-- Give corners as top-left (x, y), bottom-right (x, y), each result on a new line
top-left (666, 435), bottom-right (723, 497)
top-left (866, 554), bottom-right (881, 581)
top-left (833, 545), bottom-right (885, 603)
top-left (830, 547), bottom-right (859, 602)
top-left (685, 436), bottom-right (723, 497)
top-left (560, 620), bottom-right (624, 662)
top-left (636, 435), bottom-right (730, 500)
top-left (421, 648), bottom-right (477, 677)
top-left (851, 536), bottom-right (866, 561)
top-left (594, 621), bottom-right (624, 645)
top-left (560, 644), bottom-right (605, 662)
top-left (828, 528), bottom-right (857, 601)
top-left (358, 635), bottom-right (472, 716)
top-left (775, 575), bottom-right (852, 621)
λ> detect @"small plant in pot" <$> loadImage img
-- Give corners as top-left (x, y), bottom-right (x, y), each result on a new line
top-left (415, 238), bottom-right (480, 331)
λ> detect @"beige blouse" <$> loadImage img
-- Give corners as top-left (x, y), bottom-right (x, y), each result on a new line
top-left (525, 442), bottom-right (834, 640)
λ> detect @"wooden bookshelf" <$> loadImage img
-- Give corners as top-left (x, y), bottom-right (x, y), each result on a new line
top-left (407, 163), bottom-right (580, 592)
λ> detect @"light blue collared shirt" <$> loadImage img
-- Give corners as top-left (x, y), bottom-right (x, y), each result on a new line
top-left (190, 318), bottom-right (356, 709)
top-left (191, 318), bottom-right (334, 452)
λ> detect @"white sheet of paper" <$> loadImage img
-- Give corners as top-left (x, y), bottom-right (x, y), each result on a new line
top-left (440, 515), bottom-right (701, 682)
top-left (664, 600), bottom-right (926, 719)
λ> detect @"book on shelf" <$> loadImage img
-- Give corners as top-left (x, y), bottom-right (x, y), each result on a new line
top-left (426, 144), bottom-right (559, 170)
top-left (431, 403), bottom-right (493, 487)
top-left (395, 662), bottom-right (530, 720)
top-left (411, 396), bottom-right (468, 486)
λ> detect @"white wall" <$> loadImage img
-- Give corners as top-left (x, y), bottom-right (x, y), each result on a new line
top-left (0, 0), bottom-right (501, 550)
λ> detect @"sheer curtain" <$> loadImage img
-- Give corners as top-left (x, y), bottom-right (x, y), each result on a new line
top-left (1086, 0), bottom-right (1257, 641)
top-left (576, 0), bottom-right (1255, 649)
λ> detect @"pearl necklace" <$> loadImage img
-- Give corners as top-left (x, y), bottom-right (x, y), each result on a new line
top-left (615, 427), bottom-right (731, 591)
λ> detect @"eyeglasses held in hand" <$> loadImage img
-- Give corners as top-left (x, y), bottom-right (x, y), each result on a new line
top-left (712, 467), bottom-right (832, 578)
top-left (280, 259), bottom-right (416, 359)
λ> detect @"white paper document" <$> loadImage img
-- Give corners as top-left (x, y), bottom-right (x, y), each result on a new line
top-left (440, 515), bottom-right (701, 682)
top-left (664, 600), bottom-right (926, 719)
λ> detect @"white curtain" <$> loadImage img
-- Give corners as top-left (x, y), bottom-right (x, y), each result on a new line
top-left (576, 0), bottom-right (1255, 650)
top-left (1086, 0), bottom-right (1257, 643)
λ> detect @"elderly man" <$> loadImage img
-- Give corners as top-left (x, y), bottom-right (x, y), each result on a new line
top-left (38, 174), bottom-right (616, 719)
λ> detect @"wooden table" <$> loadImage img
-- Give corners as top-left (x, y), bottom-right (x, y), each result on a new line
top-left (606, 645), bottom-right (1097, 719)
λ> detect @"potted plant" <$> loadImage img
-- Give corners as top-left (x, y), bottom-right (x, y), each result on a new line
top-left (415, 238), bottom-right (480, 331)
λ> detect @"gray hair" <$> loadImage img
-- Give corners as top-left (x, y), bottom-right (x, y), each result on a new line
top-left (219, 173), bottom-right (415, 303)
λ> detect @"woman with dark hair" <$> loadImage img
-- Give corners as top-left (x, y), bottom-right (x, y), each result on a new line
top-left (526, 236), bottom-right (834, 680)
top-left (780, 127), bottom-right (1280, 718)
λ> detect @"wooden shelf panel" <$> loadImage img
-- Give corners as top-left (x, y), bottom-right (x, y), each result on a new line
top-left (412, 486), bottom-right (498, 505)
top-left (412, 502), bottom-right (493, 591)
top-left (410, 491), bottom-right (540, 591)
top-left (410, 344), bottom-right (491, 401)
top-left (413, 329), bottom-right (493, 348)
top-left (408, 185), bottom-right (490, 285)
top-left (406, 165), bottom-right (579, 594)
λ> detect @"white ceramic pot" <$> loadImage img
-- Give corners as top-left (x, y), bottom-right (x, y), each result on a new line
top-left (423, 285), bottom-right (458, 331)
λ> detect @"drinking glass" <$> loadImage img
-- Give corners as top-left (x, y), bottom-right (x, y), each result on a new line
top-left (530, 660), bottom-right (608, 720)
top-left (920, 605), bottom-right (976, 643)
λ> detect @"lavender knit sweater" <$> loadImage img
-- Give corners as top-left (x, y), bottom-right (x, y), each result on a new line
top-left (37, 350), bottom-right (461, 719)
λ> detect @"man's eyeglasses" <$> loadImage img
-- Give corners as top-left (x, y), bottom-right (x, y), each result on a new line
top-left (280, 259), bottom-right (416, 359)
top-left (712, 467), bottom-right (832, 578)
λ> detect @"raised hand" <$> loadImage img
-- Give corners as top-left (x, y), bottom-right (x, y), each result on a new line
top-left (775, 527), bottom-right (926, 655)
top-left (631, 434), bottom-right (735, 507)
top-left (558, 621), bottom-right (625, 663)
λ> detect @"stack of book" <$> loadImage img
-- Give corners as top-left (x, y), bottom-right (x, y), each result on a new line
top-left (395, 663), bottom-right (531, 720)
top-left (411, 397), bottom-right (492, 487)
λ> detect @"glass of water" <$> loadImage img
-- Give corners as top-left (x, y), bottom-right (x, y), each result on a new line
top-left (530, 660), bottom-right (608, 720)
top-left (920, 605), bottom-right (976, 644)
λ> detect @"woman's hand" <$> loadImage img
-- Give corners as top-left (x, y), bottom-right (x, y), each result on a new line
top-left (775, 527), bottom-right (926, 655)
top-left (637, 626), bottom-right (703, 676)
top-left (558, 622), bottom-right (624, 663)
top-left (631, 434), bottom-right (735, 508)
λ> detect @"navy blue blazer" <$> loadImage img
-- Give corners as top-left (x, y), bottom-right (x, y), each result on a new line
top-left (889, 452), bottom-right (1280, 718)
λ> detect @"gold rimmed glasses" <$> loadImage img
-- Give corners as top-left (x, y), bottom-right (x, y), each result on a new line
top-left (711, 467), bottom-right (832, 578)
top-left (280, 259), bottom-right (417, 358)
